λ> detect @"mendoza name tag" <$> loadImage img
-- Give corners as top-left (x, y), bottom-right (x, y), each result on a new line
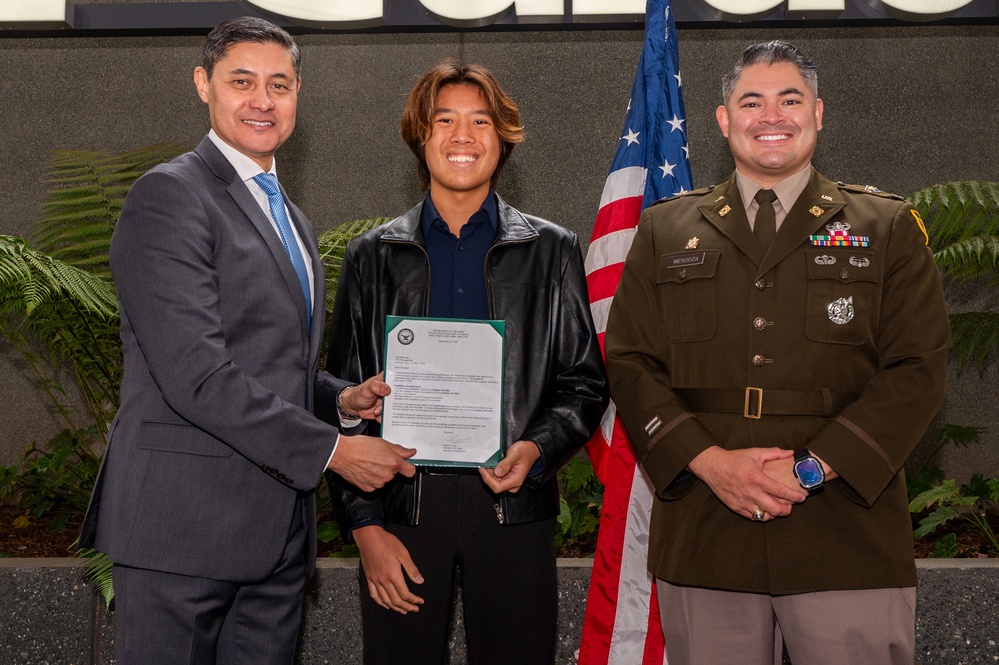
top-left (666, 252), bottom-right (707, 268)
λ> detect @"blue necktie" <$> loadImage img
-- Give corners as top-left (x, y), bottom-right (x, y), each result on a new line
top-left (252, 173), bottom-right (312, 331)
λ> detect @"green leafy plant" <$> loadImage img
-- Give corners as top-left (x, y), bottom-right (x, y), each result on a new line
top-left (316, 217), bottom-right (392, 369)
top-left (906, 424), bottom-right (985, 501)
top-left (910, 475), bottom-right (999, 558)
top-left (0, 427), bottom-right (102, 532)
top-left (0, 144), bottom-right (185, 602)
top-left (556, 455), bottom-right (604, 552)
top-left (905, 182), bottom-right (999, 557)
top-left (0, 146), bottom-right (185, 524)
top-left (910, 181), bottom-right (999, 370)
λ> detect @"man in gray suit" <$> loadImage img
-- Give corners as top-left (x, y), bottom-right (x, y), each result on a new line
top-left (78, 17), bottom-right (416, 665)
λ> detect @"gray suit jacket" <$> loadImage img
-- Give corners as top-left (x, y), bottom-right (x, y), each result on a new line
top-left (80, 136), bottom-right (349, 582)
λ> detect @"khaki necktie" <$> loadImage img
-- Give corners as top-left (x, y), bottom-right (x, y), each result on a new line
top-left (753, 188), bottom-right (778, 253)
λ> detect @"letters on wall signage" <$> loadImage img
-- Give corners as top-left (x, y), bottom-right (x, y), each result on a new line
top-left (0, 0), bottom-right (990, 31)
top-left (246, 0), bottom-right (383, 23)
top-left (244, 0), bottom-right (986, 24)
top-left (0, 0), bottom-right (74, 28)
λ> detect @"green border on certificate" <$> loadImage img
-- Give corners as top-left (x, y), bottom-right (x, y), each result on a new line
top-left (381, 315), bottom-right (505, 467)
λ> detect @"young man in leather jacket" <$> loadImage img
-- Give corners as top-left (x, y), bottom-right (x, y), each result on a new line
top-left (324, 61), bottom-right (608, 665)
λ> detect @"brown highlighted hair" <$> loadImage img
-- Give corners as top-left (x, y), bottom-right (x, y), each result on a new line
top-left (401, 60), bottom-right (524, 191)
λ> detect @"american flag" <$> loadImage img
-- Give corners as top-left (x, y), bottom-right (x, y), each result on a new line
top-left (579, 0), bottom-right (692, 662)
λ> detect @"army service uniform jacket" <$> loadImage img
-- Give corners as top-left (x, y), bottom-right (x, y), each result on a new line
top-left (605, 168), bottom-right (950, 594)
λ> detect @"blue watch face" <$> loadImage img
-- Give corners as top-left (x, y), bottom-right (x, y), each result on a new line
top-left (794, 458), bottom-right (824, 488)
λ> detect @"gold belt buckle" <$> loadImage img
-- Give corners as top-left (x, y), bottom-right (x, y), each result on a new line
top-left (744, 387), bottom-right (763, 419)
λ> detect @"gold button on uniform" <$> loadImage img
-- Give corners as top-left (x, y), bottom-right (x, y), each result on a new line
top-left (753, 354), bottom-right (766, 367)
top-left (755, 279), bottom-right (767, 290)
top-left (753, 317), bottom-right (767, 331)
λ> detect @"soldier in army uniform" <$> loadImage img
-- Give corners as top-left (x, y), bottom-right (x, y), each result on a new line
top-left (605, 40), bottom-right (950, 664)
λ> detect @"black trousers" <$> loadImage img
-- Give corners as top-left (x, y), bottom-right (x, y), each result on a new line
top-left (360, 473), bottom-right (558, 665)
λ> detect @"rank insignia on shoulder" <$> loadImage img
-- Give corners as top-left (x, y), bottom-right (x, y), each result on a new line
top-left (685, 237), bottom-right (700, 250)
top-left (837, 182), bottom-right (905, 201)
top-left (653, 185), bottom-right (716, 207)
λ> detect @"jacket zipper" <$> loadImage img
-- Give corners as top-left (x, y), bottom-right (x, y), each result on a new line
top-left (483, 237), bottom-right (532, 525)
top-left (384, 238), bottom-right (431, 526)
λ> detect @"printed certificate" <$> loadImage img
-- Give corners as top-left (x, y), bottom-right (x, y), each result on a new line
top-left (381, 316), bottom-right (504, 467)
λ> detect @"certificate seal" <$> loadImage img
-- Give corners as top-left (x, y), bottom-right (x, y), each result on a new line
top-left (397, 328), bottom-right (415, 345)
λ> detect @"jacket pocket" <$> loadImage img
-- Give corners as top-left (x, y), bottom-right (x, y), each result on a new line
top-left (804, 250), bottom-right (880, 345)
top-left (138, 420), bottom-right (234, 458)
top-left (656, 250), bottom-right (720, 342)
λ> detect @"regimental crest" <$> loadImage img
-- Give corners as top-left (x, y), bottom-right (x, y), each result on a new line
top-left (809, 206), bottom-right (825, 217)
top-left (685, 237), bottom-right (699, 250)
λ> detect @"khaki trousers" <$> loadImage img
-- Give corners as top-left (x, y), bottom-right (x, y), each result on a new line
top-left (657, 579), bottom-right (916, 665)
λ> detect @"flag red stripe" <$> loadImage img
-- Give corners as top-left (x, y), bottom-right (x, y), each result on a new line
top-left (586, 263), bottom-right (625, 303)
top-left (593, 195), bottom-right (645, 238)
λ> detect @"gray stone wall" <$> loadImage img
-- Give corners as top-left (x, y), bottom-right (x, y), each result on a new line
top-left (2, 559), bottom-right (998, 664)
top-left (1, 24), bottom-right (997, 477)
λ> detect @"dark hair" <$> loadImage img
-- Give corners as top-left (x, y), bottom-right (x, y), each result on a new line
top-left (721, 40), bottom-right (817, 103)
top-left (400, 60), bottom-right (524, 191)
top-left (201, 16), bottom-right (300, 80)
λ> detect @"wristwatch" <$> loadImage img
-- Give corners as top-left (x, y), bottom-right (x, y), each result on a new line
top-left (792, 449), bottom-right (825, 496)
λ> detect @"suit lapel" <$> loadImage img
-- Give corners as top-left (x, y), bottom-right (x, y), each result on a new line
top-left (195, 138), bottom-right (314, 340)
top-left (697, 174), bottom-right (765, 266)
top-left (759, 169), bottom-right (846, 275)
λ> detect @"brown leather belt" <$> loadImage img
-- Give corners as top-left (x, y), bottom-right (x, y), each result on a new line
top-left (674, 387), bottom-right (858, 419)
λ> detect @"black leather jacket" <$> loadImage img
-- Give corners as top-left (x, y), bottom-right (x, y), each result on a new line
top-left (324, 196), bottom-right (608, 528)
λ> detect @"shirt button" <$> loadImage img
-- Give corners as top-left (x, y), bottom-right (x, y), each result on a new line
top-left (753, 354), bottom-right (766, 367)
top-left (458, 245), bottom-right (464, 251)
top-left (457, 288), bottom-right (464, 294)
top-left (753, 317), bottom-right (767, 331)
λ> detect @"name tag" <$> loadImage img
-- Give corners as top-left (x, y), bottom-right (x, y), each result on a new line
top-left (666, 252), bottom-right (706, 269)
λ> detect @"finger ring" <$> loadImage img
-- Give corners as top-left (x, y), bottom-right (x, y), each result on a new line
top-left (752, 508), bottom-right (765, 521)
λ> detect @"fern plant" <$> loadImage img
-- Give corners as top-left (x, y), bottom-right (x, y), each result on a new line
top-left (34, 144), bottom-right (187, 277)
top-left (907, 181), bottom-right (999, 557)
top-left (316, 217), bottom-right (393, 368)
top-left (909, 181), bottom-right (999, 369)
top-left (0, 145), bottom-right (184, 529)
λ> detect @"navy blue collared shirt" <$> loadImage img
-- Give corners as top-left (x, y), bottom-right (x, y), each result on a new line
top-left (420, 192), bottom-right (498, 320)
